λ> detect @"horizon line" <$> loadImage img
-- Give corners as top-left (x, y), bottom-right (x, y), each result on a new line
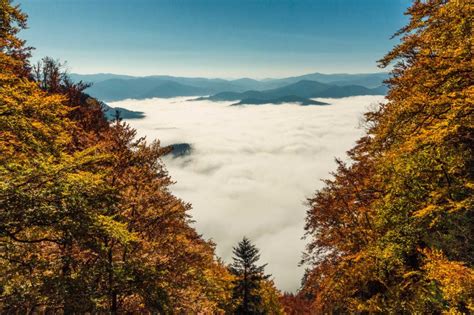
top-left (69, 70), bottom-right (389, 81)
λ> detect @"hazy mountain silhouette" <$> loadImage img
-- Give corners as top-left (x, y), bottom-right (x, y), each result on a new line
top-left (263, 72), bottom-right (389, 89)
top-left (232, 95), bottom-right (329, 106)
top-left (69, 73), bottom-right (136, 83)
top-left (139, 81), bottom-right (208, 99)
top-left (201, 80), bottom-right (386, 103)
top-left (71, 72), bottom-right (389, 102)
top-left (316, 84), bottom-right (389, 97)
top-left (87, 79), bottom-right (214, 101)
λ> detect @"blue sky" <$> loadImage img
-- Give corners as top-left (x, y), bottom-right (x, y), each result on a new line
top-left (19, 0), bottom-right (411, 78)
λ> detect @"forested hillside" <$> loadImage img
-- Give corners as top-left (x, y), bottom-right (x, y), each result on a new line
top-left (0, 1), bottom-right (282, 313)
top-left (299, 0), bottom-right (473, 313)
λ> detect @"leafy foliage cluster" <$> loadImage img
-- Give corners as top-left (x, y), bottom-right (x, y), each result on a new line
top-left (300, 0), bottom-right (473, 313)
top-left (0, 1), bottom-right (282, 313)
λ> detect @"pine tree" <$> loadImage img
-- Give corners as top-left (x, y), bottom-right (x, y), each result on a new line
top-left (230, 237), bottom-right (270, 314)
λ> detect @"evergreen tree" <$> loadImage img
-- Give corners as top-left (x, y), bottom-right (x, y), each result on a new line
top-left (230, 237), bottom-right (270, 314)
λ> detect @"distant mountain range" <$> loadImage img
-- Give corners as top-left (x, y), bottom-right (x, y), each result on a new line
top-left (70, 72), bottom-right (389, 103)
top-left (232, 95), bottom-right (328, 106)
top-left (260, 72), bottom-right (389, 89)
top-left (197, 80), bottom-right (387, 105)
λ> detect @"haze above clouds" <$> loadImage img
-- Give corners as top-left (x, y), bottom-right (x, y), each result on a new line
top-left (20, 1), bottom-right (409, 77)
top-left (110, 95), bottom-right (386, 292)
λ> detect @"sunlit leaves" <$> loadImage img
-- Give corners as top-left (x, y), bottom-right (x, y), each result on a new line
top-left (0, 2), bottom-right (236, 312)
top-left (302, 0), bottom-right (473, 312)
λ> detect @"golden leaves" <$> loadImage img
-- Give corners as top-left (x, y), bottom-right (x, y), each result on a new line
top-left (302, 0), bottom-right (473, 312)
top-left (422, 249), bottom-right (474, 312)
top-left (95, 214), bottom-right (138, 244)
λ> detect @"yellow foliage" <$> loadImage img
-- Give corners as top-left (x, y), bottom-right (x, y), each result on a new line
top-left (302, 0), bottom-right (473, 313)
top-left (422, 249), bottom-right (474, 312)
top-left (95, 215), bottom-right (139, 244)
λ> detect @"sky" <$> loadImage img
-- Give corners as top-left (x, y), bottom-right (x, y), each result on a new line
top-left (19, 0), bottom-right (410, 78)
top-left (110, 95), bottom-right (386, 292)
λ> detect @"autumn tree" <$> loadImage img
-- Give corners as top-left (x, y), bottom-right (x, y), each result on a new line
top-left (89, 120), bottom-right (235, 313)
top-left (1, 1), bottom-right (235, 313)
top-left (279, 292), bottom-right (312, 315)
top-left (0, 1), bottom-right (117, 312)
top-left (301, 0), bottom-right (473, 313)
top-left (0, 0), bottom-right (31, 77)
top-left (257, 278), bottom-right (285, 315)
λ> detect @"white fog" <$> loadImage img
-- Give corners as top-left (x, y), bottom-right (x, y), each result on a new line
top-left (110, 95), bottom-right (386, 292)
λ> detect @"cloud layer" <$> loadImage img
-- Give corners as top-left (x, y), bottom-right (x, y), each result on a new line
top-left (110, 95), bottom-right (385, 292)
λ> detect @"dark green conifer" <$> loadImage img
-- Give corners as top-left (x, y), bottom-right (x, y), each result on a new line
top-left (230, 237), bottom-right (270, 314)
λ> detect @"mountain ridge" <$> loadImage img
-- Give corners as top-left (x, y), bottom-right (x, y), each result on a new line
top-left (201, 80), bottom-right (387, 103)
top-left (72, 72), bottom-right (389, 102)
top-left (232, 95), bottom-right (329, 106)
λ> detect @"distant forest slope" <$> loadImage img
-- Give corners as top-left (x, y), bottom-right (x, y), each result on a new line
top-left (232, 95), bottom-right (329, 106)
top-left (202, 80), bottom-right (388, 104)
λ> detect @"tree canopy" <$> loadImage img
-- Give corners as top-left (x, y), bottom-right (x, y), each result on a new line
top-left (301, 0), bottom-right (473, 313)
top-left (0, 1), bottom-right (236, 312)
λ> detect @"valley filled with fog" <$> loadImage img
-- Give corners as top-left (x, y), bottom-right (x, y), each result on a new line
top-left (110, 95), bottom-right (385, 292)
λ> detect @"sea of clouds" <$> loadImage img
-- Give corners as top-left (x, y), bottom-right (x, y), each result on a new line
top-left (109, 95), bottom-right (386, 292)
